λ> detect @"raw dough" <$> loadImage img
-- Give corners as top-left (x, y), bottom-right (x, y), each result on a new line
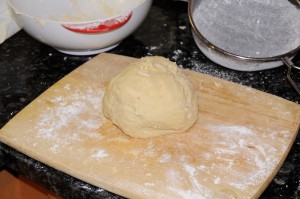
top-left (102, 56), bottom-right (198, 138)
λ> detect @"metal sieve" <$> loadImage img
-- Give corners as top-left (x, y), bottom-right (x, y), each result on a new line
top-left (187, 0), bottom-right (300, 95)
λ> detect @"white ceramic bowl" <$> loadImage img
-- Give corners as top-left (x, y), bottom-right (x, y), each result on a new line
top-left (7, 0), bottom-right (152, 55)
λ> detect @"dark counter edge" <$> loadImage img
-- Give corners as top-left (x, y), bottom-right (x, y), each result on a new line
top-left (0, 142), bottom-right (124, 199)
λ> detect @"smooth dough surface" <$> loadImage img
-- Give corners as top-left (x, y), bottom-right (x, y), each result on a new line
top-left (102, 56), bottom-right (198, 138)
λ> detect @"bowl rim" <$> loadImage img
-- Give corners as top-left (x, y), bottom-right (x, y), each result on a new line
top-left (7, 0), bottom-right (146, 24)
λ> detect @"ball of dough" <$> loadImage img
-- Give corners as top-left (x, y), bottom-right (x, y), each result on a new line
top-left (102, 56), bottom-right (198, 138)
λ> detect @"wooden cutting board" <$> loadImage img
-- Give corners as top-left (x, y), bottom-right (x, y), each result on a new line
top-left (1, 53), bottom-right (300, 199)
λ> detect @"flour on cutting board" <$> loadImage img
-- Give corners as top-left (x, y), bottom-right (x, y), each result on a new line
top-left (161, 124), bottom-right (290, 198)
top-left (34, 84), bottom-right (106, 154)
top-left (27, 82), bottom-right (290, 198)
top-left (91, 149), bottom-right (109, 159)
top-left (159, 153), bottom-right (172, 163)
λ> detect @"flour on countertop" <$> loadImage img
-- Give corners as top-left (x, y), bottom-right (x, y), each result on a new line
top-left (145, 44), bottom-right (164, 55)
top-left (179, 25), bottom-right (186, 30)
top-left (172, 49), bottom-right (183, 60)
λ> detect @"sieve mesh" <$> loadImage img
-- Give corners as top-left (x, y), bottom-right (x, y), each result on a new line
top-left (192, 0), bottom-right (300, 58)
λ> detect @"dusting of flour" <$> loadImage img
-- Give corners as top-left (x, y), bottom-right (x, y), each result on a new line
top-left (204, 125), bottom-right (280, 190)
top-left (34, 84), bottom-right (106, 155)
top-left (163, 124), bottom-right (291, 198)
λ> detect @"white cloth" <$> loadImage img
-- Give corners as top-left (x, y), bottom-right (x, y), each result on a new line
top-left (0, 0), bottom-right (21, 44)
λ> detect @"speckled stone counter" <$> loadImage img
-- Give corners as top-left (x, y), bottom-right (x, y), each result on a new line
top-left (1, 1), bottom-right (300, 198)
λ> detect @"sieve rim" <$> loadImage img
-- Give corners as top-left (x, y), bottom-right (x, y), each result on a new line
top-left (188, 0), bottom-right (300, 62)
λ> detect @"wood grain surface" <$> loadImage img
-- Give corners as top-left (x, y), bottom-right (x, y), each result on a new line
top-left (1, 53), bottom-right (300, 199)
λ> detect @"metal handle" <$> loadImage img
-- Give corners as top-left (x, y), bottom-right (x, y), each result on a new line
top-left (282, 57), bottom-right (300, 95)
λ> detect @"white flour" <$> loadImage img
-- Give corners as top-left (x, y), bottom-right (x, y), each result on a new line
top-left (91, 149), bottom-right (109, 159)
top-left (34, 85), bottom-right (105, 153)
top-left (159, 153), bottom-right (172, 163)
top-left (192, 0), bottom-right (300, 58)
top-left (210, 125), bottom-right (284, 189)
top-left (162, 124), bottom-right (290, 198)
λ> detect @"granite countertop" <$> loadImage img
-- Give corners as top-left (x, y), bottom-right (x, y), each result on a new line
top-left (0, 1), bottom-right (300, 198)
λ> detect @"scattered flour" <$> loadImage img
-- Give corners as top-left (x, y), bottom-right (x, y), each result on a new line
top-left (203, 124), bottom-right (287, 191)
top-left (213, 177), bottom-right (221, 185)
top-left (172, 49), bottom-right (183, 60)
top-left (34, 86), bottom-right (105, 154)
top-left (50, 144), bottom-right (59, 153)
top-left (159, 153), bottom-right (172, 163)
top-left (163, 123), bottom-right (290, 198)
top-left (145, 44), bottom-right (164, 55)
top-left (179, 25), bottom-right (186, 30)
top-left (64, 83), bottom-right (71, 90)
top-left (91, 149), bottom-right (109, 159)
top-left (145, 182), bottom-right (155, 187)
